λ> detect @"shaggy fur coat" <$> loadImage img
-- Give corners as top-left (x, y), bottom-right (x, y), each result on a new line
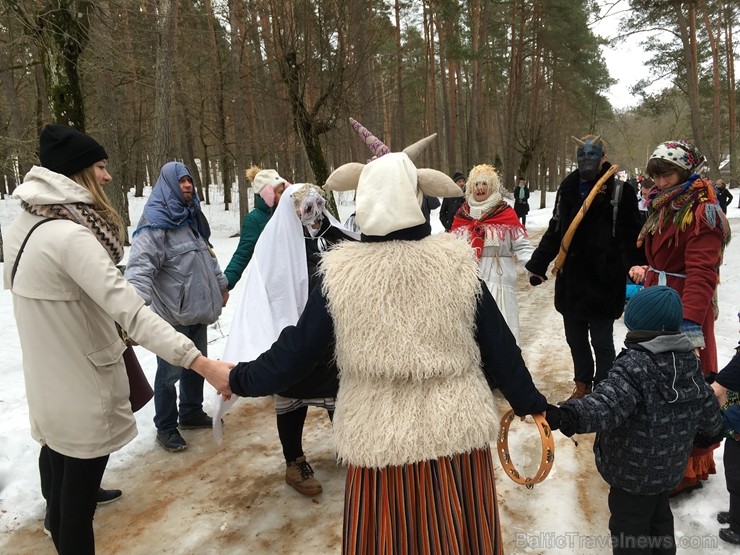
top-left (229, 230), bottom-right (548, 469)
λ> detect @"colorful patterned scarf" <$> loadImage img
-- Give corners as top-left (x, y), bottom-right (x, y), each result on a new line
top-left (451, 202), bottom-right (525, 259)
top-left (637, 174), bottom-right (731, 249)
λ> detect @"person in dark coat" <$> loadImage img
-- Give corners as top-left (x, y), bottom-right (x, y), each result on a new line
top-left (716, 179), bottom-right (734, 214)
top-left (525, 135), bottom-right (646, 402)
top-left (710, 319), bottom-right (740, 546)
top-left (421, 194), bottom-right (441, 224)
top-left (439, 171), bottom-right (466, 231)
top-left (546, 286), bottom-right (723, 555)
top-left (513, 177), bottom-right (530, 226)
top-left (220, 183), bottom-right (356, 497)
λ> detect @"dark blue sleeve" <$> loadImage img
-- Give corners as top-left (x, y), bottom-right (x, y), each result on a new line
top-left (475, 281), bottom-right (548, 415)
top-left (228, 286), bottom-right (334, 396)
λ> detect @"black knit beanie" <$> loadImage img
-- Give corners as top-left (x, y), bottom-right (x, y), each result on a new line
top-left (39, 124), bottom-right (108, 178)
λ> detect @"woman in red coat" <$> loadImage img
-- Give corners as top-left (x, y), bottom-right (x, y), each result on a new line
top-left (639, 140), bottom-right (731, 494)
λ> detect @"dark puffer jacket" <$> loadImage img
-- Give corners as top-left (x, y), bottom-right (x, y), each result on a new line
top-left (525, 162), bottom-right (645, 320)
top-left (561, 334), bottom-right (723, 495)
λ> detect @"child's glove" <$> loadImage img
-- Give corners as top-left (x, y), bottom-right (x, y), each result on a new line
top-left (681, 319), bottom-right (705, 349)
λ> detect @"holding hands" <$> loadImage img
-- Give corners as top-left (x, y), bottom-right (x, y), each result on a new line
top-left (628, 264), bottom-right (647, 284)
top-left (190, 355), bottom-right (234, 397)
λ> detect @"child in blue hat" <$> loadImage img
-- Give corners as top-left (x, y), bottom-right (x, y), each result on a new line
top-left (546, 286), bottom-right (723, 554)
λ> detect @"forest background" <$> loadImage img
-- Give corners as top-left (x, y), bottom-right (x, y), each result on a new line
top-left (0, 0), bottom-right (738, 242)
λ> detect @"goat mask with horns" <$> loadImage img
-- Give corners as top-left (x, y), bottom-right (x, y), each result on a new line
top-left (325, 118), bottom-right (462, 237)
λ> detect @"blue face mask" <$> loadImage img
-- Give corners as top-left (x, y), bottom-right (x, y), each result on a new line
top-left (577, 141), bottom-right (603, 181)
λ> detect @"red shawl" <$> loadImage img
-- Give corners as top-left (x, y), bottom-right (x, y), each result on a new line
top-left (451, 202), bottom-right (526, 258)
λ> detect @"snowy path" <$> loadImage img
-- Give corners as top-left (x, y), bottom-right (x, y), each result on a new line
top-left (1, 229), bottom-right (612, 555)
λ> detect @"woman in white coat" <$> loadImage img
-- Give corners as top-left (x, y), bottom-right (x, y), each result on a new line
top-left (2, 125), bottom-right (231, 555)
top-left (451, 164), bottom-right (533, 343)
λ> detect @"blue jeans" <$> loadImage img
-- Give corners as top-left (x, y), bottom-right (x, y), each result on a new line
top-left (153, 323), bottom-right (208, 432)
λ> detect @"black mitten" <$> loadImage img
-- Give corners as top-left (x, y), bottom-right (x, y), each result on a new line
top-left (529, 274), bottom-right (548, 286)
top-left (544, 404), bottom-right (561, 430)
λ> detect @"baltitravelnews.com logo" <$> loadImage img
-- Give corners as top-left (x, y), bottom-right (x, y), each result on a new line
top-left (515, 532), bottom-right (718, 551)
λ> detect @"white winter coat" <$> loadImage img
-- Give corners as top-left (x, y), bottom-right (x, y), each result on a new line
top-left (3, 167), bottom-right (201, 459)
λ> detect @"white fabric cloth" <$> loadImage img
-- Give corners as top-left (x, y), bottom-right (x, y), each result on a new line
top-left (478, 233), bottom-right (533, 343)
top-left (214, 184), bottom-right (308, 440)
top-left (213, 185), bottom-right (357, 441)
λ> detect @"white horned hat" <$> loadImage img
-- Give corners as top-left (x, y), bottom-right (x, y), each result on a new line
top-left (325, 117), bottom-right (462, 237)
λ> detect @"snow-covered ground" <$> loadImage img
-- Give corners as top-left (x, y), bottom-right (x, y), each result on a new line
top-left (0, 182), bottom-right (738, 554)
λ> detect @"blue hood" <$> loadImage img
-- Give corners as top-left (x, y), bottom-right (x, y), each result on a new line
top-left (134, 161), bottom-right (210, 240)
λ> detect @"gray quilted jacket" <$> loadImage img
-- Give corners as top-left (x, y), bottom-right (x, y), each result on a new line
top-left (562, 334), bottom-right (723, 495)
top-left (125, 222), bottom-right (227, 327)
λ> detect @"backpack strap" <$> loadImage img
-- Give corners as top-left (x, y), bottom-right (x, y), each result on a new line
top-left (10, 218), bottom-right (53, 288)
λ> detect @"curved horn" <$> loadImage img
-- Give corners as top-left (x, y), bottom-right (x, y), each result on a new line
top-left (417, 168), bottom-right (464, 198)
top-left (403, 133), bottom-right (437, 162)
top-left (349, 117), bottom-right (390, 160)
top-left (324, 162), bottom-right (365, 192)
top-left (572, 136), bottom-right (585, 147)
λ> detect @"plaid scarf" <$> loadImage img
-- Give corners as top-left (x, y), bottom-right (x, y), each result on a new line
top-left (23, 201), bottom-right (124, 263)
top-left (637, 174), bottom-right (731, 249)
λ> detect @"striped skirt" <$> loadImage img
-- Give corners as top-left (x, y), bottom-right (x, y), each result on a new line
top-left (342, 447), bottom-right (503, 555)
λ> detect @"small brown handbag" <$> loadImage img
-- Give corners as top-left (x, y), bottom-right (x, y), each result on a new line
top-left (122, 343), bottom-right (153, 412)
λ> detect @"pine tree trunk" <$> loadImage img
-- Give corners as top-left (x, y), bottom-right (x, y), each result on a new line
top-left (152, 0), bottom-right (177, 170)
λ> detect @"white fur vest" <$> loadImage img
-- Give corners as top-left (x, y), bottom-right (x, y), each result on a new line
top-left (320, 233), bottom-right (498, 468)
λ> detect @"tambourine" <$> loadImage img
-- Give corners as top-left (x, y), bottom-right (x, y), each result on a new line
top-left (496, 409), bottom-right (555, 489)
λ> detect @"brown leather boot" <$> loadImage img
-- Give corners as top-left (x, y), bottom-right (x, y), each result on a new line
top-left (559, 381), bottom-right (592, 404)
top-left (285, 456), bottom-right (322, 496)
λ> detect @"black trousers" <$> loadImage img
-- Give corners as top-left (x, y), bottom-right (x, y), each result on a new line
top-left (39, 445), bottom-right (108, 555)
top-left (725, 438), bottom-right (740, 532)
top-left (277, 405), bottom-right (333, 463)
top-left (608, 487), bottom-right (675, 555)
top-left (563, 316), bottom-right (615, 387)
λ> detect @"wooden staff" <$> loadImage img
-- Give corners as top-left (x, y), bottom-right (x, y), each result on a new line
top-left (551, 164), bottom-right (619, 276)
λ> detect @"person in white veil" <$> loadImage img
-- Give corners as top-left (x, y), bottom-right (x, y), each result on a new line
top-left (216, 183), bottom-right (357, 496)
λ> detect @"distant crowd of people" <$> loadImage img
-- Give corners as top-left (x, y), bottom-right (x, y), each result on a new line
top-left (2, 122), bottom-right (737, 555)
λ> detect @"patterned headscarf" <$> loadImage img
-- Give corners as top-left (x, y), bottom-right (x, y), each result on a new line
top-left (649, 140), bottom-right (705, 173)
